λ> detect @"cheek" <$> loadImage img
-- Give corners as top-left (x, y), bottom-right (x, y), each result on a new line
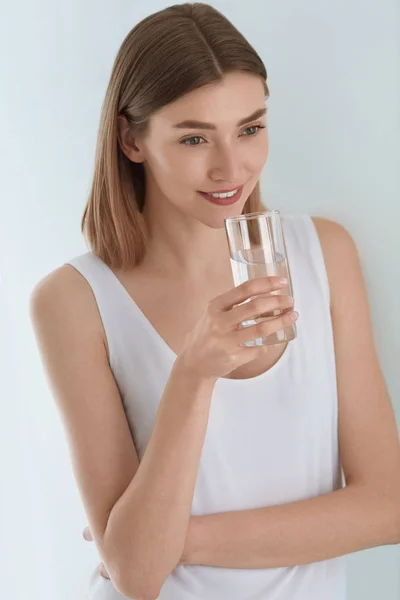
top-left (156, 144), bottom-right (199, 175)
top-left (152, 146), bottom-right (175, 172)
top-left (150, 151), bottom-right (191, 189)
top-left (250, 137), bottom-right (269, 171)
top-left (173, 151), bottom-right (207, 183)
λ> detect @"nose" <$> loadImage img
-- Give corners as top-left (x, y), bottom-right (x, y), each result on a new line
top-left (209, 144), bottom-right (243, 183)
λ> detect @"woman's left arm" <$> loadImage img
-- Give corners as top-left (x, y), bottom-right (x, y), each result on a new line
top-left (181, 218), bottom-right (400, 569)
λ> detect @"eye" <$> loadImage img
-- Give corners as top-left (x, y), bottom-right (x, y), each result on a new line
top-left (241, 125), bottom-right (266, 136)
top-left (180, 124), bottom-right (266, 146)
top-left (181, 135), bottom-right (205, 146)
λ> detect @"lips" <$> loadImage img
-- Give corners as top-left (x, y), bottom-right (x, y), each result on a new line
top-left (198, 185), bottom-right (244, 206)
top-left (202, 186), bottom-right (241, 194)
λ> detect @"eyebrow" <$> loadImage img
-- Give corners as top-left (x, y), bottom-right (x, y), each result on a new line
top-left (172, 107), bottom-right (267, 130)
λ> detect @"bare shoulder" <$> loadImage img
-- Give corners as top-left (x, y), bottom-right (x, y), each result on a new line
top-left (310, 216), bottom-right (360, 307)
top-left (30, 262), bottom-right (97, 315)
top-left (310, 215), bottom-right (356, 254)
top-left (30, 263), bottom-right (108, 357)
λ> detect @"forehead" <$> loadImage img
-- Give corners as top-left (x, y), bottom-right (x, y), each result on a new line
top-left (151, 72), bottom-right (266, 128)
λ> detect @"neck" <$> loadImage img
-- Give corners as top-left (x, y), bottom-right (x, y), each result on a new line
top-left (141, 198), bottom-right (234, 284)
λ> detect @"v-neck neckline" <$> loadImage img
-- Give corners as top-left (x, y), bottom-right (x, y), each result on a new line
top-left (96, 256), bottom-right (179, 361)
top-left (92, 253), bottom-right (294, 385)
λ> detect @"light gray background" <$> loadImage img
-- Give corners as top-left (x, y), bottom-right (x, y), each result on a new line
top-left (0, 1), bottom-right (398, 599)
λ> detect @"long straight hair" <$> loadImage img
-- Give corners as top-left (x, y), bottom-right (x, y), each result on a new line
top-left (81, 2), bottom-right (270, 270)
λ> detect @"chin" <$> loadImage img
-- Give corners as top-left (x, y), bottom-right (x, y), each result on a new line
top-left (202, 206), bottom-right (248, 229)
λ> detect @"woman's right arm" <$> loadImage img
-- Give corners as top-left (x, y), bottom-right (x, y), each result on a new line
top-left (30, 265), bottom-right (217, 600)
top-left (110, 361), bottom-right (216, 598)
top-left (30, 265), bottom-right (293, 599)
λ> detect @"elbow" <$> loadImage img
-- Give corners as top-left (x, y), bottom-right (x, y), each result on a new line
top-left (101, 519), bottom-right (162, 599)
top-left (101, 515), bottom-right (174, 599)
top-left (110, 555), bottom-right (164, 600)
top-left (100, 543), bottom-right (161, 599)
top-left (105, 557), bottom-right (162, 600)
top-left (115, 574), bottom-right (161, 600)
top-left (368, 476), bottom-right (400, 545)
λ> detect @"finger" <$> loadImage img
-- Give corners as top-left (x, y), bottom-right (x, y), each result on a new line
top-left (100, 564), bottom-right (110, 579)
top-left (83, 526), bottom-right (93, 541)
top-left (225, 292), bottom-right (294, 330)
top-left (211, 276), bottom-right (288, 313)
top-left (235, 309), bottom-right (298, 345)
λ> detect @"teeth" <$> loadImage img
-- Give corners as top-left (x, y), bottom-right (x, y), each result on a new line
top-left (208, 188), bottom-right (238, 198)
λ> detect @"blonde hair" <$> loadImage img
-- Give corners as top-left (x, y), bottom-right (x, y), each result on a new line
top-left (81, 2), bottom-right (270, 270)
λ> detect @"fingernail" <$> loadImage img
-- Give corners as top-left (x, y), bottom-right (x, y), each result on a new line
top-left (290, 311), bottom-right (299, 320)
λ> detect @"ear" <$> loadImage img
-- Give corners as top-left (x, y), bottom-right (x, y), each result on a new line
top-left (117, 115), bottom-right (145, 163)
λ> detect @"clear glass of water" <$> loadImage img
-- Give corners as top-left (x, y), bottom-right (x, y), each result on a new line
top-left (224, 210), bottom-right (297, 347)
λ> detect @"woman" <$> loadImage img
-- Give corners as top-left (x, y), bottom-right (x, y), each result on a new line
top-left (30, 3), bottom-right (400, 600)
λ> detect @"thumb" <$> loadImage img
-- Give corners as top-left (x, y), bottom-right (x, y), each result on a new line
top-left (83, 526), bottom-right (93, 541)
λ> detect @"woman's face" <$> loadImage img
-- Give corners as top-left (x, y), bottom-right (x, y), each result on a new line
top-left (131, 71), bottom-right (269, 229)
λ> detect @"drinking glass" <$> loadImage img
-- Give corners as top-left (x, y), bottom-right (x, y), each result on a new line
top-left (224, 210), bottom-right (297, 347)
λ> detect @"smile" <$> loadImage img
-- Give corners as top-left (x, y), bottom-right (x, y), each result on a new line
top-left (198, 185), bottom-right (244, 205)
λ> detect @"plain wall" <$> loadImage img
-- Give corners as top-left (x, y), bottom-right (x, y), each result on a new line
top-left (0, 1), bottom-right (398, 598)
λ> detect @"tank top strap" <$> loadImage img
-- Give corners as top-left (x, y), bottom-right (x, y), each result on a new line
top-left (282, 213), bottom-right (330, 309)
top-left (64, 252), bottom-right (135, 368)
top-left (65, 251), bottom-right (122, 331)
top-left (64, 251), bottom-right (173, 379)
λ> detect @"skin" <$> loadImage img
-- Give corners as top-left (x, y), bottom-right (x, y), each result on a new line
top-left (84, 69), bottom-right (269, 579)
top-left (117, 70), bottom-right (269, 282)
top-left (80, 70), bottom-right (400, 579)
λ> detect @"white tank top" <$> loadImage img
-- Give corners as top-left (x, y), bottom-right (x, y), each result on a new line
top-left (66, 213), bottom-right (347, 600)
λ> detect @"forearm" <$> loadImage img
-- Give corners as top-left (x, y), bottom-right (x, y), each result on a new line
top-left (105, 359), bottom-right (216, 599)
top-left (183, 484), bottom-right (400, 569)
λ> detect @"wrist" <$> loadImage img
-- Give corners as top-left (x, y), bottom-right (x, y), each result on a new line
top-left (172, 356), bottom-right (218, 390)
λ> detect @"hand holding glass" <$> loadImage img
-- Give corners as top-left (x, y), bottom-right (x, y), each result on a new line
top-left (224, 210), bottom-right (297, 347)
